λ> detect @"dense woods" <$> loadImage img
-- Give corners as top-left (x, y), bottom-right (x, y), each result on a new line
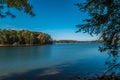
top-left (0, 29), bottom-right (53, 45)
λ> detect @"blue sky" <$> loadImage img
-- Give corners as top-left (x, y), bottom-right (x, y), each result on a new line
top-left (0, 0), bottom-right (97, 41)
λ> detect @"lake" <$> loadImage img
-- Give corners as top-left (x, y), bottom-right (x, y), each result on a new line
top-left (0, 43), bottom-right (108, 80)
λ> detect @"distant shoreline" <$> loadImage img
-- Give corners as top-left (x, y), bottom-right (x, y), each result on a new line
top-left (0, 44), bottom-right (52, 47)
top-left (0, 40), bottom-right (102, 46)
top-left (54, 40), bottom-right (103, 43)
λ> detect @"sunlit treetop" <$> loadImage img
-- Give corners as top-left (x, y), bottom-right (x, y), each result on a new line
top-left (0, 0), bottom-right (35, 18)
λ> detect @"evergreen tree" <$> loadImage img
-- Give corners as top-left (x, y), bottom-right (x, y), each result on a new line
top-left (76, 0), bottom-right (120, 71)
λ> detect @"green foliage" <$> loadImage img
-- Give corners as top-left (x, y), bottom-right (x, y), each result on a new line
top-left (0, 29), bottom-right (53, 45)
top-left (76, 0), bottom-right (120, 56)
top-left (76, 0), bottom-right (120, 73)
top-left (0, 0), bottom-right (35, 18)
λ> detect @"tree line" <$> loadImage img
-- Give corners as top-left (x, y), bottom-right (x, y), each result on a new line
top-left (54, 40), bottom-right (81, 43)
top-left (0, 29), bottom-right (53, 45)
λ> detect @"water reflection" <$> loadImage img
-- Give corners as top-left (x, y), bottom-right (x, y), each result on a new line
top-left (0, 45), bottom-right (52, 76)
top-left (0, 45), bottom-right (52, 60)
top-left (0, 43), bottom-right (108, 77)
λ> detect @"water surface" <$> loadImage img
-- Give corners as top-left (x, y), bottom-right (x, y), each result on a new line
top-left (0, 43), bottom-right (108, 79)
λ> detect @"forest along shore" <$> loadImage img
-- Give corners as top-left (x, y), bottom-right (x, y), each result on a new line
top-left (0, 29), bottom-right (53, 46)
top-left (54, 40), bottom-right (103, 43)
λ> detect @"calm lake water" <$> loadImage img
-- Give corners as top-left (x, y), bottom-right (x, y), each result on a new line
top-left (0, 43), bottom-right (108, 80)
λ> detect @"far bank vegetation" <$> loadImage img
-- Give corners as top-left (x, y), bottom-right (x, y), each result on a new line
top-left (0, 29), bottom-right (53, 46)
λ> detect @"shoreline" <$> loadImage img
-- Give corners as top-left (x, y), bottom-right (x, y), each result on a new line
top-left (0, 41), bottom-right (102, 46)
top-left (0, 41), bottom-right (102, 47)
top-left (0, 44), bottom-right (52, 47)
